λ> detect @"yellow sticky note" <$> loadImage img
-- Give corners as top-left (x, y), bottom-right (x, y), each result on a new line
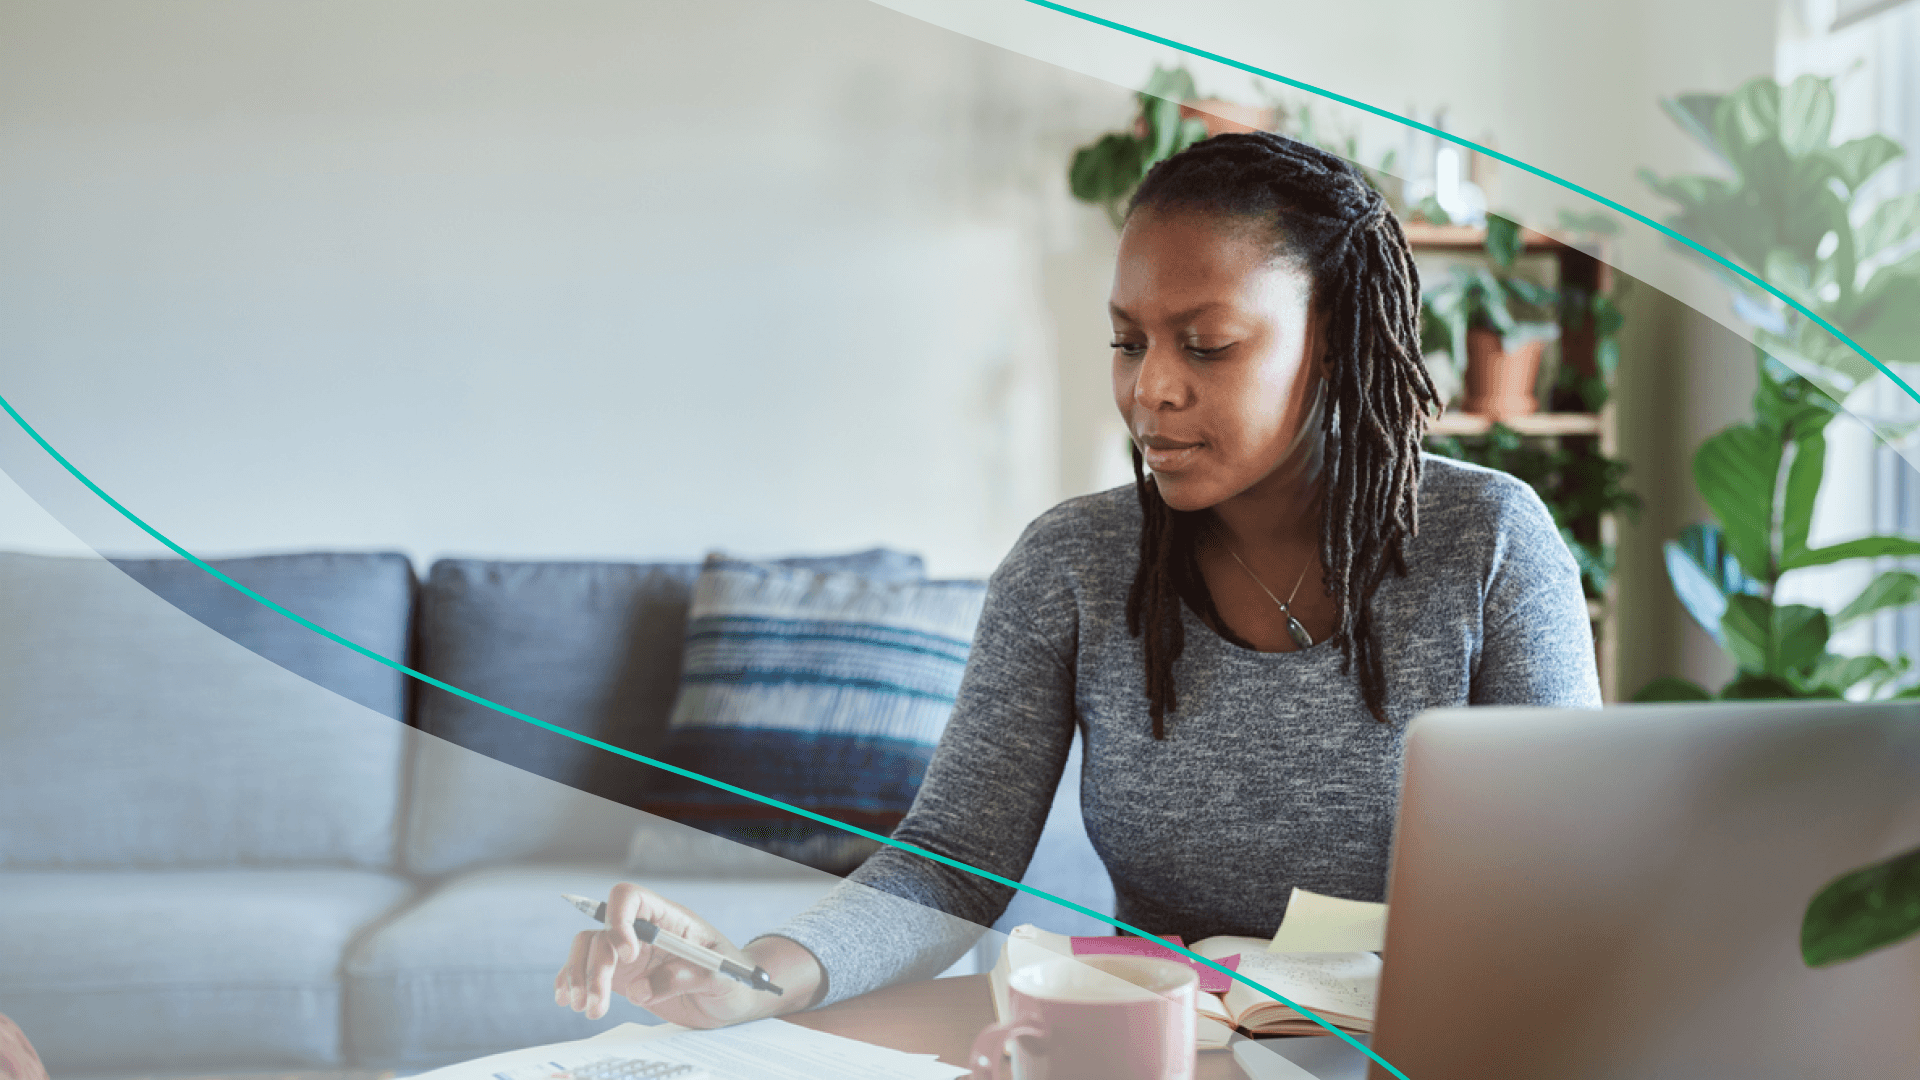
top-left (1267, 887), bottom-right (1387, 953)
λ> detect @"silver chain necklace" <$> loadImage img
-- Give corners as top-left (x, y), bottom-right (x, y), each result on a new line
top-left (1219, 535), bottom-right (1316, 649)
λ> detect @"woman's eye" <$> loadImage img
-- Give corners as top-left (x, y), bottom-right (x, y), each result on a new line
top-left (1108, 341), bottom-right (1228, 358)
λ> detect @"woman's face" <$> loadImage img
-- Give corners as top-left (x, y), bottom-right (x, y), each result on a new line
top-left (1109, 206), bottom-right (1327, 513)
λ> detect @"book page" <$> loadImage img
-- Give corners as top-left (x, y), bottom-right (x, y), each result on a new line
top-left (1218, 950), bottom-right (1381, 1025)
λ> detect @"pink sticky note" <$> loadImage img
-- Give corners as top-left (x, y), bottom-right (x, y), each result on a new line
top-left (1069, 936), bottom-right (1242, 994)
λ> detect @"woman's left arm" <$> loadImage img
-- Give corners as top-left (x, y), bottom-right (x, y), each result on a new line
top-left (1470, 480), bottom-right (1605, 708)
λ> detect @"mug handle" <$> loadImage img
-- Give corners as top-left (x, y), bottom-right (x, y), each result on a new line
top-left (967, 1022), bottom-right (1047, 1080)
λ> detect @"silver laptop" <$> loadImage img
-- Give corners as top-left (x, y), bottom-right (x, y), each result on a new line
top-left (1239, 701), bottom-right (1920, 1080)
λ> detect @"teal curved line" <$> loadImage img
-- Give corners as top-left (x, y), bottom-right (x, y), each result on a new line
top-left (1022, 0), bottom-right (1920, 409)
top-left (0, 387), bottom-right (1402, 1078)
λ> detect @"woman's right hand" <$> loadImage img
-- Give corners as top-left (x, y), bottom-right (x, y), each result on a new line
top-left (552, 882), bottom-right (821, 1028)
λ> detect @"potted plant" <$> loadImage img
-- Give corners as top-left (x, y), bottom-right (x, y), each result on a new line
top-left (1421, 261), bottom-right (1559, 421)
top-left (1635, 72), bottom-right (1920, 971)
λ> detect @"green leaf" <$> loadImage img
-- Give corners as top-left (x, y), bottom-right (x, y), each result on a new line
top-left (1846, 267), bottom-right (1920, 376)
top-left (1485, 214), bottom-right (1524, 269)
top-left (1775, 603), bottom-right (1831, 675)
top-left (1856, 191), bottom-right (1920, 260)
top-left (1665, 537), bottom-right (1727, 643)
top-left (1805, 652), bottom-right (1894, 695)
top-left (1824, 134), bottom-right (1904, 193)
top-left (1069, 133), bottom-right (1148, 203)
top-left (1663, 522), bottom-right (1764, 642)
top-left (1693, 424), bottom-right (1783, 581)
top-left (1834, 571), bottom-right (1920, 626)
top-left (1752, 352), bottom-right (1840, 436)
top-left (1779, 426), bottom-right (1825, 562)
top-left (1719, 596), bottom-right (1830, 677)
top-left (1802, 843), bottom-right (1920, 967)
top-left (1718, 671), bottom-right (1801, 699)
top-left (1140, 66), bottom-right (1197, 107)
top-left (1777, 75), bottom-right (1835, 159)
top-left (1781, 535), bottom-right (1920, 571)
top-left (1146, 93), bottom-right (1184, 162)
top-left (1721, 594), bottom-right (1772, 672)
top-left (1633, 676), bottom-right (1714, 702)
top-left (1715, 77), bottom-right (1781, 163)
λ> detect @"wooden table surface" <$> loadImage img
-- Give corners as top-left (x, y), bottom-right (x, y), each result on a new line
top-left (782, 973), bottom-right (1250, 1078)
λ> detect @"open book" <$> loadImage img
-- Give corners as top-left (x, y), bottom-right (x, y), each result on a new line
top-left (988, 925), bottom-right (1381, 1050)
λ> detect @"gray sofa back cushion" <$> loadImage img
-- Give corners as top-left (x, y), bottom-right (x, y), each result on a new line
top-left (401, 550), bottom-right (923, 877)
top-left (0, 551), bottom-right (414, 867)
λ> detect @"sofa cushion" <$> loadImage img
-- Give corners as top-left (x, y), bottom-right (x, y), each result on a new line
top-left (0, 869), bottom-right (412, 1073)
top-left (107, 551), bottom-right (416, 721)
top-left (342, 862), bottom-right (841, 1069)
top-left (402, 550), bottom-right (923, 877)
top-left (642, 556), bottom-right (987, 874)
top-left (0, 552), bottom-right (412, 868)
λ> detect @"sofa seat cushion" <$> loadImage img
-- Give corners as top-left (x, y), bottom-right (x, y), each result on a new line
top-left (0, 869), bottom-right (413, 1074)
top-left (342, 862), bottom-right (841, 1069)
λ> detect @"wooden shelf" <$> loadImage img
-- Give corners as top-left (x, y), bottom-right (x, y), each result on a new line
top-left (1425, 412), bottom-right (1604, 437)
top-left (1402, 222), bottom-right (1621, 702)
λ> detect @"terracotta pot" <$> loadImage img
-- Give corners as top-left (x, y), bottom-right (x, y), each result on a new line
top-left (1461, 328), bottom-right (1544, 421)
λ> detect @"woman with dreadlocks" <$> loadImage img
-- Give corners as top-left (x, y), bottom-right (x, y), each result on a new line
top-left (555, 132), bottom-right (1601, 1026)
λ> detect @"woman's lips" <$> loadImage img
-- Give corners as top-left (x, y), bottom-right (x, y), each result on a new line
top-left (1142, 442), bottom-right (1202, 471)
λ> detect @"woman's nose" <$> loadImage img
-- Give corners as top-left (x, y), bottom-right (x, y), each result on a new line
top-left (1133, 344), bottom-right (1185, 410)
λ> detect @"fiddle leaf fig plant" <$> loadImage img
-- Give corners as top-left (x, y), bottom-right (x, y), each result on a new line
top-left (1634, 363), bottom-right (1920, 701)
top-left (1636, 71), bottom-right (1920, 972)
top-left (1637, 73), bottom-right (1920, 416)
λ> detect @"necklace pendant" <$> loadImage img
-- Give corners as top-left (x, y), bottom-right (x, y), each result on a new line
top-left (1283, 609), bottom-right (1314, 649)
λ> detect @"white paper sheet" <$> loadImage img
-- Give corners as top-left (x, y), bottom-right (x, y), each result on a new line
top-left (418, 1018), bottom-right (968, 1080)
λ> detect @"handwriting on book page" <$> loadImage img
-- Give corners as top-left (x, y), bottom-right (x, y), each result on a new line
top-left (1223, 950), bottom-right (1382, 1019)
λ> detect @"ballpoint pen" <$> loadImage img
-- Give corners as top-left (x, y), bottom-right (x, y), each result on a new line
top-left (561, 894), bottom-right (785, 995)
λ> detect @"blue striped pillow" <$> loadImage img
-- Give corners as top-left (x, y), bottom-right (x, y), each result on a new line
top-left (643, 554), bottom-right (988, 874)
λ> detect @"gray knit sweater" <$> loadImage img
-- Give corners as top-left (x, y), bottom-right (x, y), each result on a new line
top-left (758, 454), bottom-right (1602, 1007)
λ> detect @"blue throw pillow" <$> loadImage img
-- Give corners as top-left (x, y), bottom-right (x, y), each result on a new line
top-left (643, 554), bottom-right (987, 874)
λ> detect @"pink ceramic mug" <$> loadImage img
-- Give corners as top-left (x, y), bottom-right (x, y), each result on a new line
top-left (969, 955), bottom-right (1198, 1080)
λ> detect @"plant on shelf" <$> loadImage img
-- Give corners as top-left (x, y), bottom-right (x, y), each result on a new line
top-left (1421, 215), bottom-right (1637, 601)
top-left (1419, 219), bottom-right (1561, 421)
top-left (1635, 71), bottom-right (1920, 973)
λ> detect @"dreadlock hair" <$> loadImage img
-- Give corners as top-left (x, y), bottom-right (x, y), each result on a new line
top-left (1120, 131), bottom-right (1440, 737)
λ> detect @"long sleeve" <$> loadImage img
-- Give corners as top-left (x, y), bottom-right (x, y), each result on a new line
top-left (751, 512), bottom-right (1084, 1007)
top-left (1469, 475), bottom-right (1604, 708)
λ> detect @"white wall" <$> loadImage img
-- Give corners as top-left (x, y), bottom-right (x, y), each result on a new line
top-left (0, 0), bottom-right (1132, 578)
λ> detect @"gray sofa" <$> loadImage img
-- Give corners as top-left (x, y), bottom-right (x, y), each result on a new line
top-left (0, 547), bottom-right (1116, 1076)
